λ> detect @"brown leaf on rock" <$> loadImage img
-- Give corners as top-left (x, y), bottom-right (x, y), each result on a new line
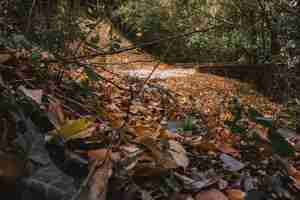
top-left (195, 189), bottom-right (228, 200)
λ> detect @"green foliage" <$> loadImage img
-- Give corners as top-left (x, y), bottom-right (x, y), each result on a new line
top-left (181, 115), bottom-right (196, 132)
top-left (31, 52), bottom-right (41, 61)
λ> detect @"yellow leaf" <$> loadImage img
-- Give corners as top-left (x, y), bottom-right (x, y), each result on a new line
top-left (57, 117), bottom-right (95, 140)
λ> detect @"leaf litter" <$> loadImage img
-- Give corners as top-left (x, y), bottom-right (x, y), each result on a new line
top-left (0, 49), bottom-right (299, 200)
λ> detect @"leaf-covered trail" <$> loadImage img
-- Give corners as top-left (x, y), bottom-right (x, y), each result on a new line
top-left (112, 57), bottom-right (281, 121)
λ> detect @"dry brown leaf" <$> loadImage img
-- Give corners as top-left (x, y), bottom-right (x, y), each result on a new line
top-left (131, 103), bottom-right (148, 114)
top-left (104, 111), bottom-right (125, 129)
top-left (0, 53), bottom-right (12, 64)
top-left (195, 189), bottom-right (228, 200)
top-left (168, 140), bottom-right (189, 169)
top-left (88, 149), bottom-right (120, 162)
top-left (193, 140), bottom-right (217, 152)
top-left (159, 129), bottom-right (184, 140)
top-left (132, 152), bottom-right (166, 176)
top-left (287, 165), bottom-right (300, 186)
top-left (136, 136), bottom-right (177, 169)
top-left (132, 162), bottom-right (166, 177)
top-left (226, 189), bottom-right (246, 200)
top-left (0, 152), bottom-right (28, 185)
top-left (169, 193), bottom-right (194, 200)
top-left (88, 159), bottom-right (113, 200)
top-left (128, 125), bottom-right (160, 138)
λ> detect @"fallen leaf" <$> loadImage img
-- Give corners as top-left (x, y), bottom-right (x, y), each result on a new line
top-left (169, 193), bottom-right (194, 200)
top-left (0, 53), bottom-right (12, 64)
top-left (0, 151), bottom-right (28, 185)
top-left (88, 149), bottom-right (120, 162)
top-left (220, 154), bottom-right (245, 172)
top-left (132, 154), bottom-right (166, 176)
top-left (127, 125), bottom-right (160, 138)
top-left (88, 159), bottom-right (113, 200)
top-left (287, 165), bottom-right (300, 186)
top-left (193, 140), bottom-right (217, 152)
top-left (159, 129), bottom-right (184, 140)
top-left (136, 136), bottom-right (177, 169)
top-left (104, 111), bottom-right (125, 129)
top-left (226, 189), bottom-right (246, 200)
top-left (168, 140), bottom-right (189, 169)
top-left (18, 85), bottom-right (43, 104)
top-left (57, 117), bottom-right (95, 140)
top-left (195, 189), bottom-right (228, 200)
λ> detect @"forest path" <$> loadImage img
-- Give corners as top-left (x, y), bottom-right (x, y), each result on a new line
top-left (94, 20), bottom-right (281, 118)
